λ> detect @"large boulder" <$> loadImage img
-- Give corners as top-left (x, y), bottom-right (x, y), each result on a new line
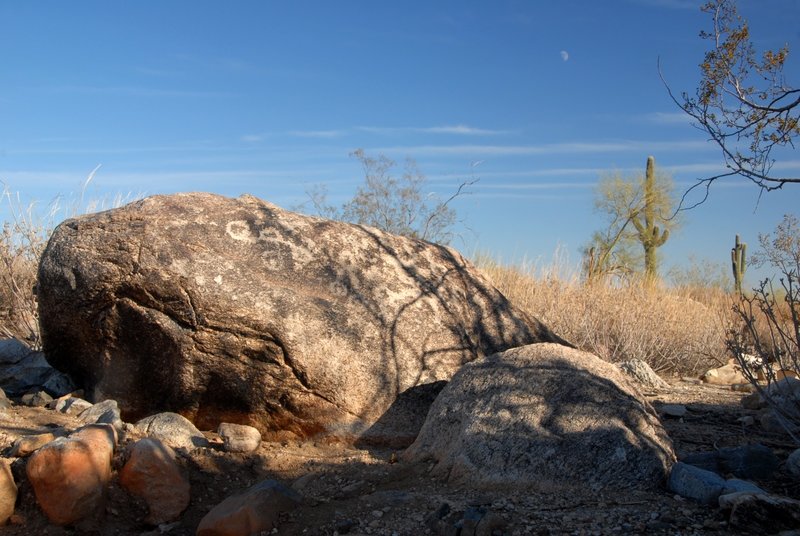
top-left (37, 193), bottom-right (564, 441)
top-left (403, 343), bottom-right (675, 491)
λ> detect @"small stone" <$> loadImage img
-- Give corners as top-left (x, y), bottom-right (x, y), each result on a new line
top-left (0, 458), bottom-right (17, 525)
top-left (196, 479), bottom-right (303, 536)
top-left (9, 432), bottom-right (60, 457)
top-left (136, 412), bottom-right (208, 450)
top-left (119, 438), bottom-right (190, 524)
top-left (722, 492), bottom-right (800, 532)
top-left (217, 422), bottom-right (261, 453)
top-left (0, 388), bottom-right (12, 409)
top-left (667, 462), bottom-right (726, 504)
top-left (20, 390), bottom-right (53, 407)
top-left (78, 399), bottom-right (124, 431)
top-left (660, 404), bottom-right (687, 418)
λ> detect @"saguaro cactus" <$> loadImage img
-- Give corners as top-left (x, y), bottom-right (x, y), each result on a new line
top-left (632, 156), bottom-right (669, 281)
top-left (731, 234), bottom-right (747, 295)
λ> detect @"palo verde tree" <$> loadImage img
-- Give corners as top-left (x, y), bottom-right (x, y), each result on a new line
top-left (583, 156), bottom-right (678, 283)
top-left (663, 0), bottom-right (799, 199)
top-left (305, 149), bottom-right (476, 245)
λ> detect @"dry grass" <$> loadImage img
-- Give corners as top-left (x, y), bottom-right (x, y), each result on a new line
top-left (0, 172), bottom-right (137, 349)
top-left (475, 255), bottom-right (736, 376)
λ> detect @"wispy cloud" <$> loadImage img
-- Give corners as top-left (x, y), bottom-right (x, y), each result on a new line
top-left (43, 85), bottom-right (230, 98)
top-left (288, 129), bottom-right (348, 139)
top-left (372, 140), bottom-right (710, 156)
top-left (640, 111), bottom-right (693, 125)
top-left (357, 124), bottom-right (508, 136)
top-left (241, 134), bottom-right (265, 143)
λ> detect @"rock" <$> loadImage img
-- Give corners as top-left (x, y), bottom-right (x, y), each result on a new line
top-left (37, 193), bottom-right (565, 442)
top-left (357, 380), bottom-right (447, 449)
top-left (196, 479), bottom-right (303, 535)
top-left (119, 438), bottom-right (190, 524)
top-left (731, 382), bottom-right (756, 393)
top-left (403, 343), bottom-right (675, 490)
top-left (718, 444), bottom-right (779, 479)
top-left (218, 423), bottom-right (261, 453)
top-left (52, 395), bottom-right (93, 415)
top-left (681, 451), bottom-right (720, 473)
top-left (136, 412), bottom-right (208, 450)
top-left (0, 343), bottom-right (73, 397)
top-left (702, 363), bottom-right (746, 385)
top-left (0, 388), bottom-right (11, 410)
top-left (9, 431), bottom-right (62, 457)
top-left (20, 390), bottom-right (53, 407)
top-left (617, 359), bottom-right (670, 390)
top-left (720, 492), bottom-right (800, 532)
top-left (741, 391), bottom-right (765, 410)
top-left (722, 479), bottom-right (766, 495)
top-left (0, 338), bottom-right (34, 365)
top-left (788, 448), bottom-right (800, 480)
top-left (659, 404), bottom-right (687, 418)
top-left (0, 458), bottom-right (17, 525)
top-left (78, 399), bottom-right (124, 431)
top-left (668, 462), bottom-right (727, 504)
top-left (25, 424), bottom-right (116, 525)
top-left (759, 409), bottom-right (800, 435)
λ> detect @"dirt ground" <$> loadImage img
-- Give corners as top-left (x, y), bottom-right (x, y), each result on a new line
top-left (0, 378), bottom-right (798, 536)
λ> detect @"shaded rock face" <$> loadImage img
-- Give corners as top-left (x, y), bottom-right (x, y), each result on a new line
top-left (403, 343), bottom-right (675, 491)
top-left (37, 193), bottom-right (562, 441)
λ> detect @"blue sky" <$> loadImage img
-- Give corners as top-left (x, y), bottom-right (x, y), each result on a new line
top-left (1, 0), bottom-right (798, 283)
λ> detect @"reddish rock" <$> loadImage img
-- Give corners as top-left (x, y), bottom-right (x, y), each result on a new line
top-left (196, 479), bottom-right (302, 536)
top-left (0, 458), bottom-right (17, 525)
top-left (9, 432), bottom-right (60, 457)
top-left (119, 438), bottom-right (190, 524)
top-left (25, 424), bottom-right (116, 525)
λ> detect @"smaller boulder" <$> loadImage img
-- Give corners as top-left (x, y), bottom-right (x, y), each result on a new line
top-left (26, 424), bottom-right (116, 526)
top-left (718, 444), bottom-right (779, 480)
top-left (196, 479), bottom-right (303, 536)
top-left (20, 390), bottom-right (53, 407)
top-left (617, 359), bottom-right (670, 390)
top-left (78, 399), bottom-right (123, 431)
top-left (135, 412), bottom-right (208, 450)
top-left (702, 363), bottom-right (746, 385)
top-left (218, 423), bottom-right (262, 453)
top-left (0, 458), bottom-right (17, 525)
top-left (119, 438), bottom-right (190, 525)
top-left (668, 462), bottom-right (727, 504)
top-left (0, 388), bottom-right (11, 410)
top-left (52, 396), bottom-right (93, 416)
top-left (722, 479), bottom-right (766, 496)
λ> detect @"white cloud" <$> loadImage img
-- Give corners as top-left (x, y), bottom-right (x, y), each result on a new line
top-left (641, 111), bottom-right (693, 125)
top-left (356, 125), bottom-right (507, 136)
top-left (372, 140), bottom-right (710, 156)
top-left (288, 130), bottom-right (348, 139)
top-left (241, 134), bottom-right (264, 143)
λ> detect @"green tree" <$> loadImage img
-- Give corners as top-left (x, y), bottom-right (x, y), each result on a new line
top-left (305, 149), bottom-right (476, 245)
top-left (664, 0), bottom-right (799, 195)
top-left (583, 156), bottom-right (678, 283)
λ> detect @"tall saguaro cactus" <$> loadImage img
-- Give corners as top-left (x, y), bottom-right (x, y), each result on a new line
top-left (731, 234), bottom-right (747, 295)
top-left (632, 156), bottom-right (670, 281)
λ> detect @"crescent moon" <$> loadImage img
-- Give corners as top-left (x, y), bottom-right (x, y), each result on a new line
top-left (560, 50), bottom-right (569, 62)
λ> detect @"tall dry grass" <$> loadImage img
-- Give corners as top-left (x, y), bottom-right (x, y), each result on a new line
top-left (0, 170), bottom-right (138, 349)
top-left (475, 254), bottom-right (736, 375)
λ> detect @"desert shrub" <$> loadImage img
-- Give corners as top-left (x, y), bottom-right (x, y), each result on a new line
top-left (475, 255), bottom-right (733, 375)
top-left (0, 170), bottom-right (135, 349)
top-left (727, 215), bottom-right (800, 440)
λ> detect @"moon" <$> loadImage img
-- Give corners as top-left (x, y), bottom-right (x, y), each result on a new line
top-left (560, 50), bottom-right (569, 62)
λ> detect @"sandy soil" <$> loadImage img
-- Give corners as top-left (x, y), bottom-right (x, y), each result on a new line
top-left (0, 378), bottom-right (798, 536)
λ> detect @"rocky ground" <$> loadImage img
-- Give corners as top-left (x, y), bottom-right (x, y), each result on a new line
top-left (0, 378), bottom-right (798, 536)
